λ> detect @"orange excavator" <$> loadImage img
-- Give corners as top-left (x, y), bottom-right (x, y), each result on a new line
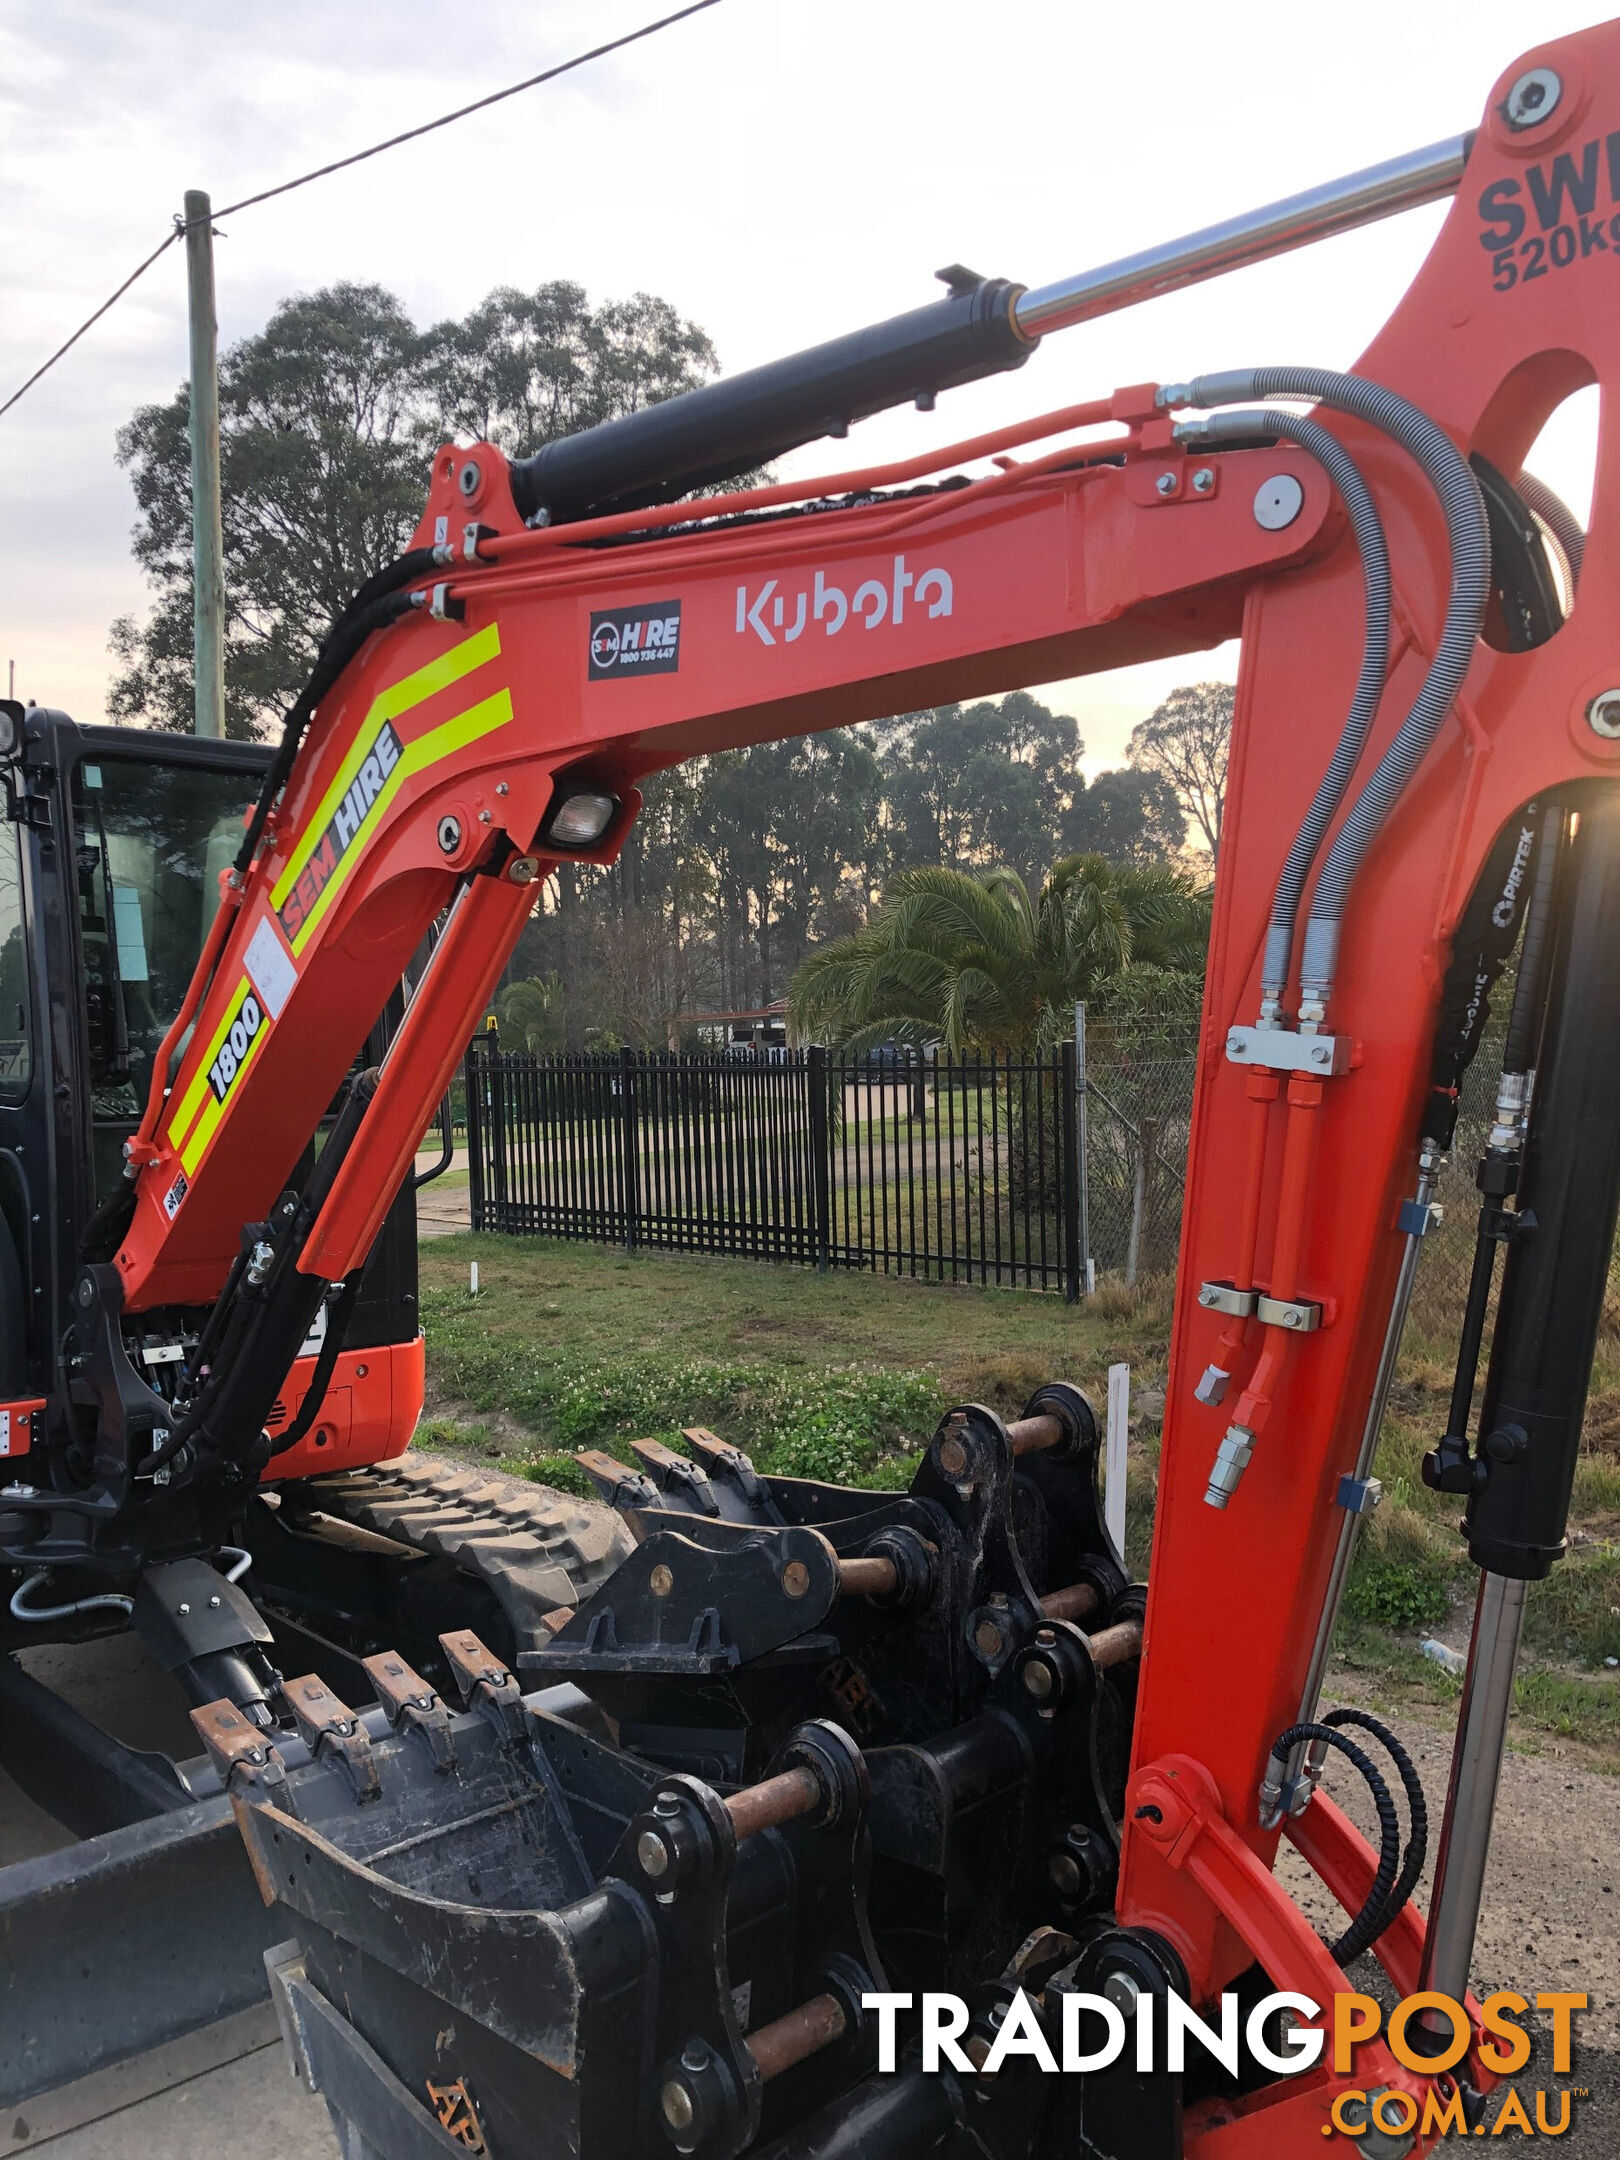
top-left (4, 20), bottom-right (1614, 2155)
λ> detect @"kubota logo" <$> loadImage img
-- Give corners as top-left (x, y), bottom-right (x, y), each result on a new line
top-left (736, 554), bottom-right (954, 646)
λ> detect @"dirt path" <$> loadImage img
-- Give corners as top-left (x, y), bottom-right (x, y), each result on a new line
top-left (1276, 1688), bottom-right (1619, 2147)
top-left (412, 1144), bottom-right (470, 1237)
top-left (5, 1618), bottom-right (1615, 2151)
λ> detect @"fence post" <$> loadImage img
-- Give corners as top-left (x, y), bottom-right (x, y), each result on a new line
top-left (808, 1045), bottom-right (831, 1271)
top-left (1125, 1117), bottom-right (1158, 1288)
top-left (1105, 1361), bottom-right (1130, 1558)
top-left (488, 1047), bottom-right (509, 1233)
top-left (1074, 1002), bottom-right (1093, 1298)
top-left (619, 1044), bottom-right (640, 1250)
top-left (464, 1045), bottom-right (485, 1231)
top-left (1060, 1037), bottom-right (1081, 1304)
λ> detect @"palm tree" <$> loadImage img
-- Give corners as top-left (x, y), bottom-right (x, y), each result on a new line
top-left (788, 855), bottom-right (1209, 1057)
top-left (496, 972), bottom-right (567, 1053)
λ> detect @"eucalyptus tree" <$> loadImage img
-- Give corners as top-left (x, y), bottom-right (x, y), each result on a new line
top-left (111, 281), bottom-right (717, 738)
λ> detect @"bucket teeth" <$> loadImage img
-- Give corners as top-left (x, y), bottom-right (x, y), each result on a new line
top-left (685, 1426), bottom-right (773, 1508)
top-left (283, 1673), bottom-right (380, 1801)
top-left (190, 1697), bottom-right (294, 1807)
top-left (576, 1449), bottom-right (661, 1510)
top-left (630, 1438), bottom-right (721, 1512)
top-left (361, 1651), bottom-right (457, 1773)
top-left (439, 1628), bottom-right (527, 1737)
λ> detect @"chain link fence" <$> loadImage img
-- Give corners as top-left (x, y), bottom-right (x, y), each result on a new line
top-left (1080, 1027), bottom-right (1199, 1285)
top-left (1076, 996), bottom-right (1620, 1366)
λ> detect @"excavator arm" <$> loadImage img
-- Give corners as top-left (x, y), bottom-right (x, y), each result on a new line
top-left (68, 19), bottom-right (1620, 2154)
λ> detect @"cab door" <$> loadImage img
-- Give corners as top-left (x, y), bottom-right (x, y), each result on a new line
top-left (0, 801), bottom-right (40, 1403)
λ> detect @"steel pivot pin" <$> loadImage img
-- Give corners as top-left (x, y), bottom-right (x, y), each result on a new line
top-left (1503, 66), bottom-right (1562, 130)
top-left (1253, 474), bottom-right (1304, 530)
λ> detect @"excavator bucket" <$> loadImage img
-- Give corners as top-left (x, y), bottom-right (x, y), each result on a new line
top-left (200, 1394), bottom-right (1177, 2158)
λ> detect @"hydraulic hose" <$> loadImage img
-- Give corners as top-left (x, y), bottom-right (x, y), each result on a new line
top-left (1321, 1707), bottom-right (1427, 1943)
top-left (134, 1070), bottom-right (378, 1477)
top-left (268, 1270), bottom-right (362, 1456)
top-left (1514, 468), bottom-right (1585, 589)
top-left (10, 1571), bottom-right (134, 1622)
top-left (1162, 368), bottom-right (1490, 1019)
top-left (1174, 408), bottom-right (1390, 1015)
top-left (232, 579), bottom-right (426, 880)
top-left (1500, 800), bottom-right (1565, 1082)
top-left (111, 551), bottom-right (448, 1244)
top-left (1266, 1719), bottom-right (1401, 1966)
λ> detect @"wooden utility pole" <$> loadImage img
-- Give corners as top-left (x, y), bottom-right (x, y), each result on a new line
top-left (184, 190), bottom-right (225, 737)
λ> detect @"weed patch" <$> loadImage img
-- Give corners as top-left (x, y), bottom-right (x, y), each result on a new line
top-left (421, 1279), bottom-right (945, 1485)
top-left (1344, 1556), bottom-right (1451, 1631)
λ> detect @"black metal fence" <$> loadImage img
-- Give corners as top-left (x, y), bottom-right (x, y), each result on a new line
top-left (465, 1042), bottom-right (1083, 1294)
top-left (458, 1014), bottom-right (1611, 1330)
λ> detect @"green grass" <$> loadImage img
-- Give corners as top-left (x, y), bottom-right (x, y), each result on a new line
top-left (417, 1232), bottom-right (1168, 1503)
top-left (1326, 1615), bottom-right (1620, 1761)
top-left (1337, 1344), bottom-right (1620, 1671)
top-left (414, 1231), bottom-right (1617, 1762)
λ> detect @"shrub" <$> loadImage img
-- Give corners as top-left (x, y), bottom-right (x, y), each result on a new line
top-left (1344, 1556), bottom-right (1451, 1631)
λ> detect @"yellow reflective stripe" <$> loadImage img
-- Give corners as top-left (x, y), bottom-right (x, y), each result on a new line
top-left (288, 686), bottom-right (513, 956)
top-left (166, 664), bottom-right (515, 1176)
top-left (180, 1012), bottom-right (271, 1175)
top-left (166, 975), bottom-right (251, 1149)
top-left (271, 623), bottom-right (503, 909)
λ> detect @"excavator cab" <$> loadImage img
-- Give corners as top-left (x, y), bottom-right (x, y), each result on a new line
top-left (0, 716), bottom-right (272, 1409)
top-left (0, 708), bottom-right (422, 1520)
top-left (0, 710), bottom-right (635, 2145)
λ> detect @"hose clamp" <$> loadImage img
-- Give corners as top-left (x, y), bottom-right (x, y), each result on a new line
top-left (1226, 1025), bottom-right (1351, 1075)
top-left (1197, 1280), bottom-right (1257, 1317)
top-left (1255, 1294), bottom-right (1321, 1333)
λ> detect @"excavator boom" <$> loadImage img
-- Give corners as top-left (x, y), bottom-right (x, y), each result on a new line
top-left (13, 20), bottom-right (1618, 2157)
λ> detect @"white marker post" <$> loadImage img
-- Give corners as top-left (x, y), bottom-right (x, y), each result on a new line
top-left (1105, 1361), bottom-right (1130, 1560)
top-left (470, 1261), bottom-right (480, 1297)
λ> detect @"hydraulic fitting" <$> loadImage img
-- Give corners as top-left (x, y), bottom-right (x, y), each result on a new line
top-left (1204, 1423), bottom-right (1256, 1508)
top-left (1194, 1363), bottom-right (1230, 1407)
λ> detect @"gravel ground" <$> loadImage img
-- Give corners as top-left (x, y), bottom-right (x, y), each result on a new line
top-left (6, 1622), bottom-right (1615, 2152)
top-left (1278, 1691), bottom-right (1619, 2150)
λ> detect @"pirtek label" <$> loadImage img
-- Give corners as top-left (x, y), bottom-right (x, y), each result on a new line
top-left (277, 721), bottom-right (403, 941)
top-left (588, 601), bottom-right (682, 680)
top-left (1478, 131), bottom-right (1620, 291)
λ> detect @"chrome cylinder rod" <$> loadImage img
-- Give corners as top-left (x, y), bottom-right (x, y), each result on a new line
top-left (1296, 1151), bottom-right (1442, 1733)
top-left (1015, 135), bottom-right (1470, 340)
top-left (1417, 1570), bottom-right (1528, 2004)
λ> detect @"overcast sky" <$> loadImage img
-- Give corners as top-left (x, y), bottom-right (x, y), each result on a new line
top-left (0, 1), bottom-right (1603, 770)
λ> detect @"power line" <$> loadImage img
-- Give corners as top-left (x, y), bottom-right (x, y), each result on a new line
top-left (0, 0), bottom-right (725, 421)
top-left (0, 230), bottom-right (179, 419)
top-left (205, 0), bottom-right (724, 223)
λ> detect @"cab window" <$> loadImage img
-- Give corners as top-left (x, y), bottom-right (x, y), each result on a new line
top-left (0, 825), bottom-right (31, 1102)
top-left (73, 754), bottom-right (255, 1183)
